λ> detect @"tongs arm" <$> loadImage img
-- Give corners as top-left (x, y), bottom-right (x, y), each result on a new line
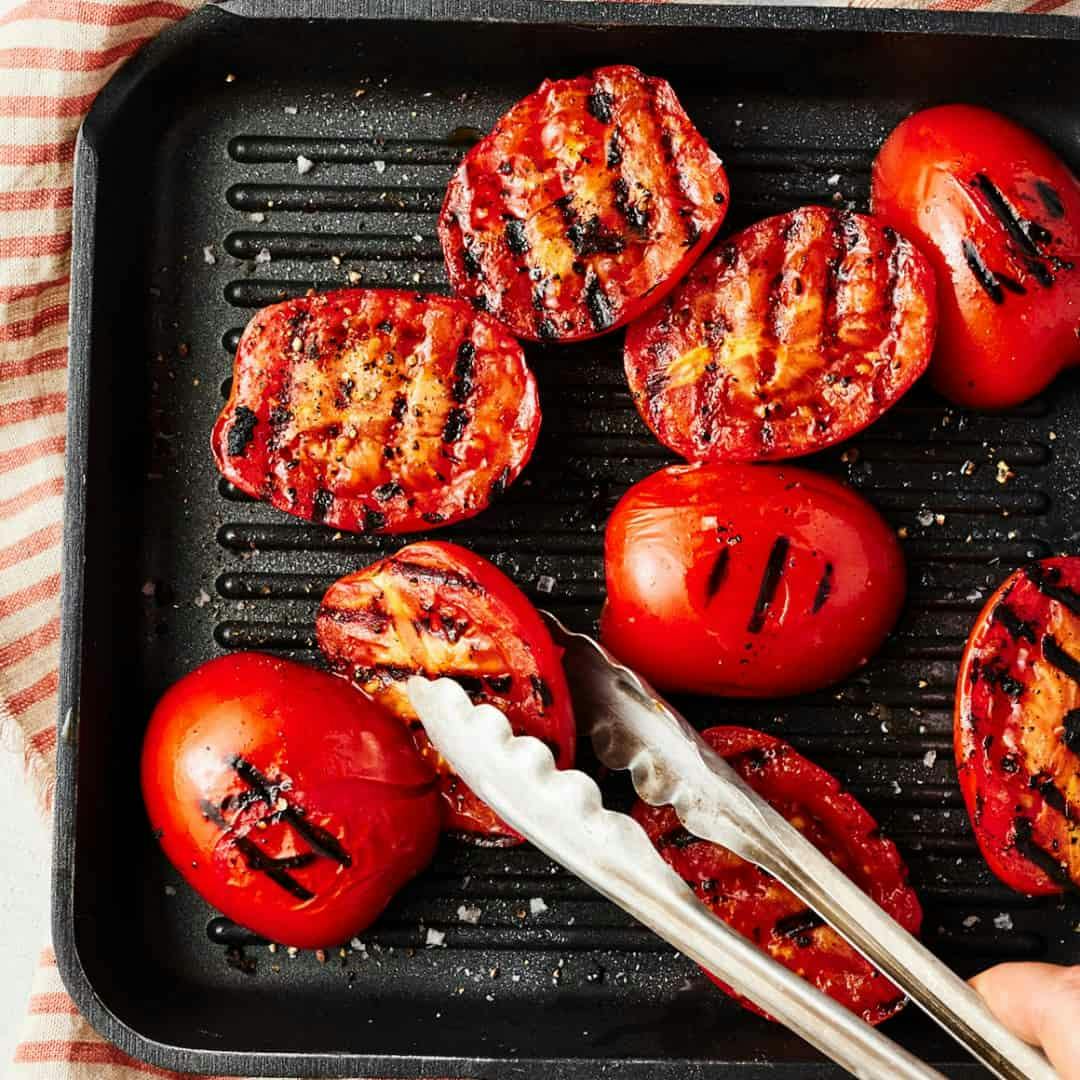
top-left (550, 618), bottom-right (1056, 1080)
top-left (409, 676), bottom-right (945, 1080)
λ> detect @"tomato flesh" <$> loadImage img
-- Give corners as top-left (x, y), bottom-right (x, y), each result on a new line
top-left (624, 206), bottom-right (936, 462)
top-left (600, 463), bottom-right (906, 697)
top-left (956, 557), bottom-right (1080, 895)
top-left (439, 64), bottom-right (729, 343)
top-left (317, 541), bottom-right (575, 843)
top-left (635, 726), bottom-right (921, 1025)
top-left (141, 653), bottom-right (441, 948)
top-left (212, 288), bottom-right (540, 533)
top-left (871, 105), bottom-right (1080, 409)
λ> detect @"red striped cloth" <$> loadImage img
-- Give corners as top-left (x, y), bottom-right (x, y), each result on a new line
top-left (1, 0), bottom-right (1077, 1077)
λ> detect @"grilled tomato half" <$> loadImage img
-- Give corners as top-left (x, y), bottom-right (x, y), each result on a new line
top-left (623, 206), bottom-right (936, 462)
top-left (212, 288), bottom-right (539, 533)
top-left (316, 541), bottom-right (575, 844)
top-left (439, 64), bottom-right (729, 342)
top-left (141, 653), bottom-right (440, 948)
top-left (956, 557), bottom-right (1080, 895)
top-left (636, 726), bottom-right (921, 1025)
top-left (872, 105), bottom-right (1080, 409)
top-left (600, 462), bottom-right (905, 697)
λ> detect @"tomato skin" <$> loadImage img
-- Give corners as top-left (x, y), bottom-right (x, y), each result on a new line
top-left (141, 653), bottom-right (440, 948)
top-left (439, 65), bottom-right (729, 343)
top-left (316, 541), bottom-right (575, 843)
top-left (871, 105), bottom-right (1080, 409)
top-left (624, 206), bottom-right (936, 462)
top-left (635, 726), bottom-right (921, 1025)
top-left (600, 463), bottom-right (905, 697)
top-left (212, 288), bottom-right (540, 533)
top-left (955, 557), bottom-right (1080, 896)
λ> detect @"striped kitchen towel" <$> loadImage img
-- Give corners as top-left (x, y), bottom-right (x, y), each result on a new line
top-left (0, 0), bottom-right (1077, 1078)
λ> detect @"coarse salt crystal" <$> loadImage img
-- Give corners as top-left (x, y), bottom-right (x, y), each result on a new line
top-left (923, 749), bottom-right (937, 768)
top-left (826, 173), bottom-right (841, 186)
top-left (373, 159), bottom-right (387, 174)
top-left (993, 913), bottom-right (1014, 931)
top-left (296, 154), bottom-right (315, 175)
top-left (283, 105), bottom-right (298, 115)
top-left (916, 509), bottom-right (935, 527)
top-left (249, 211), bottom-right (265, 223)
top-left (537, 575), bottom-right (556, 594)
top-left (962, 915), bottom-right (980, 928)
top-left (457, 904), bottom-right (482, 925)
top-left (529, 897), bottom-right (548, 916)
top-left (425, 928), bottom-right (446, 947)
top-left (255, 248), bottom-right (272, 264)
top-left (202, 246), bottom-right (216, 265)
top-left (194, 589), bottom-right (211, 608)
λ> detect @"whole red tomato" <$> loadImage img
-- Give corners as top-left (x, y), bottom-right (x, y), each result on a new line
top-left (141, 652), bottom-right (440, 948)
top-left (955, 557), bottom-right (1080, 896)
top-left (871, 105), bottom-right (1080, 409)
top-left (601, 463), bottom-right (905, 697)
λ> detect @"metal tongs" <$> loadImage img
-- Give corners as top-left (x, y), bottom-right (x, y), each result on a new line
top-left (406, 613), bottom-right (1056, 1080)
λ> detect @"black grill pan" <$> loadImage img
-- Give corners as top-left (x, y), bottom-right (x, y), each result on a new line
top-left (55, 2), bottom-right (1080, 1075)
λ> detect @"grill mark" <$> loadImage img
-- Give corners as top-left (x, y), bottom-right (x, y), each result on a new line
top-left (748, 536), bottom-right (790, 634)
top-left (607, 128), bottom-right (623, 168)
top-left (530, 674), bottom-right (554, 708)
top-left (1064, 709), bottom-right (1080, 755)
top-left (442, 407), bottom-right (469, 444)
top-left (773, 908), bottom-right (825, 943)
top-left (486, 674), bottom-right (513, 694)
top-left (227, 405), bottom-right (258, 457)
top-left (1031, 773), bottom-right (1072, 821)
top-left (504, 219), bottom-right (529, 256)
top-left (1013, 816), bottom-right (1077, 891)
top-left (973, 173), bottom-right (1053, 258)
top-left (567, 215), bottom-right (625, 257)
top-left (997, 272), bottom-right (1027, 296)
top-left (452, 340), bottom-right (475, 403)
top-left (373, 481), bottom-right (403, 502)
top-left (587, 86), bottom-right (614, 124)
top-left (962, 239), bottom-right (1004, 304)
top-left (311, 487), bottom-right (333, 523)
top-left (232, 836), bottom-right (315, 901)
top-left (231, 757), bottom-right (352, 867)
top-left (390, 393), bottom-right (408, 423)
top-left (812, 563), bottom-right (834, 614)
top-left (704, 548), bottom-right (730, 603)
top-left (319, 602), bottom-right (390, 634)
top-left (363, 507), bottom-right (387, 532)
top-left (387, 558), bottom-right (481, 593)
top-left (659, 826), bottom-right (699, 850)
top-left (822, 210), bottom-right (847, 361)
top-left (1043, 634), bottom-right (1080, 685)
top-left (1036, 180), bottom-right (1065, 219)
top-left (1027, 564), bottom-right (1080, 618)
top-left (584, 273), bottom-right (615, 331)
top-left (613, 176), bottom-right (649, 233)
top-left (199, 798), bottom-right (227, 827)
top-left (460, 234), bottom-right (482, 278)
top-left (992, 601), bottom-right (1036, 644)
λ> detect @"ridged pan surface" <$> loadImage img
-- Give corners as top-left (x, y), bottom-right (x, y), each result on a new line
top-left (56, 2), bottom-right (1080, 1076)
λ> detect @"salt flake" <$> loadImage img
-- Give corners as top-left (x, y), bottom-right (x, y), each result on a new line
top-left (425, 928), bottom-right (446, 947)
top-left (529, 897), bottom-right (548, 916)
top-left (297, 154), bottom-right (315, 175)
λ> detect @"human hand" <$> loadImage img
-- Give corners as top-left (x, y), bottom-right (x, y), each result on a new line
top-left (972, 962), bottom-right (1080, 1078)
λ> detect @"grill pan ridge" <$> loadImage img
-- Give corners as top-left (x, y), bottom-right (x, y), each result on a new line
top-left (54, 2), bottom-right (1080, 1076)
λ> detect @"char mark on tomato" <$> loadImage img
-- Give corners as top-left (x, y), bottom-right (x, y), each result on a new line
top-left (211, 289), bottom-right (540, 534)
top-left (1027, 562), bottom-right (1080, 617)
top-left (811, 563), bottom-right (834, 614)
top-left (1011, 817), bottom-right (1079, 893)
top-left (703, 548), bottom-right (730, 603)
top-left (438, 65), bottom-right (729, 343)
top-left (773, 908), bottom-right (825, 946)
top-left (1036, 180), bottom-right (1066, 219)
top-left (622, 206), bottom-right (935, 462)
top-left (747, 536), bottom-right (790, 633)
